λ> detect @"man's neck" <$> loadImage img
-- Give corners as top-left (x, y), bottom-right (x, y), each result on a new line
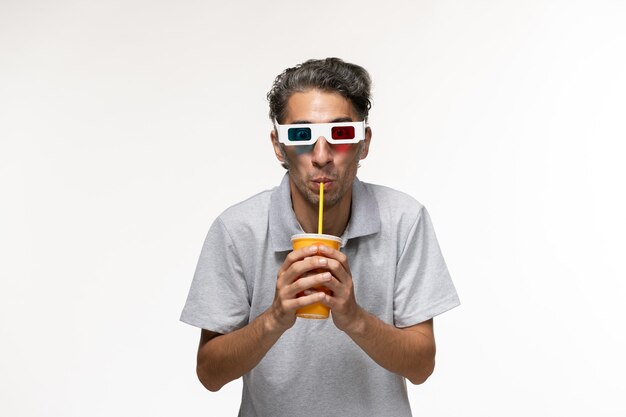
top-left (290, 183), bottom-right (352, 238)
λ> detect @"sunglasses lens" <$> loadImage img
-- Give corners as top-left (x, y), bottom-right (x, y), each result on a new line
top-left (288, 127), bottom-right (312, 141)
top-left (331, 126), bottom-right (355, 140)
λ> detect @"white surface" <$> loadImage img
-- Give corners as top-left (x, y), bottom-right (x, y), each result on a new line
top-left (1, 1), bottom-right (624, 415)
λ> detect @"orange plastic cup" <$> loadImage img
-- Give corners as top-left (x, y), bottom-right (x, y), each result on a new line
top-left (291, 233), bottom-right (342, 319)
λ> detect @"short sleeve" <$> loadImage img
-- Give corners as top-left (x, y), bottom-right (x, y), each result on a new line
top-left (393, 206), bottom-right (460, 328)
top-left (180, 218), bottom-right (250, 334)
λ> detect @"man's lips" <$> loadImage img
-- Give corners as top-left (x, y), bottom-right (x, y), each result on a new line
top-left (312, 178), bottom-right (334, 189)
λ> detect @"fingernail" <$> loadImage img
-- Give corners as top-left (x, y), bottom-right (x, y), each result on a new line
top-left (322, 272), bottom-right (331, 281)
top-left (309, 246), bottom-right (318, 253)
top-left (318, 257), bottom-right (327, 266)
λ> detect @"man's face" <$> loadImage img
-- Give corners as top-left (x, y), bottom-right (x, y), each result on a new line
top-left (271, 89), bottom-right (371, 208)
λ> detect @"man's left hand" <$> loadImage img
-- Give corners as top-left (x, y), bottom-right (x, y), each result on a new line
top-left (314, 244), bottom-right (363, 333)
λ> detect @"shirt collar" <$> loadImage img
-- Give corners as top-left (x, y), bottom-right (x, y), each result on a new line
top-left (269, 173), bottom-right (381, 252)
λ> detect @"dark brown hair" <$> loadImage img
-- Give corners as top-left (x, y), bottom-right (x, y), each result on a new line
top-left (267, 57), bottom-right (372, 124)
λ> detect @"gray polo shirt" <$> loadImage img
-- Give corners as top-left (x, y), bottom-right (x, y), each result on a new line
top-left (181, 174), bottom-right (460, 417)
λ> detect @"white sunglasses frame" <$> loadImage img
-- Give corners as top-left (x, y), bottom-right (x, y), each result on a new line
top-left (275, 120), bottom-right (366, 146)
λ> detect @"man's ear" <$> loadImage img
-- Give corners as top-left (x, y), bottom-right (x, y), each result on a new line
top-left (359, 126), bottom-right (372, 160)
top-left (270, 129), bottom-right (285, 163)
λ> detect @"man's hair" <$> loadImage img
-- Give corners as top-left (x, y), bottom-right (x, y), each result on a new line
top-left (267, 57), bottom-right (372, 124)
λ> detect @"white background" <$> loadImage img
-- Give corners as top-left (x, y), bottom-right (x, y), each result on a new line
top-left (1, 1), bottom-right (625, 415)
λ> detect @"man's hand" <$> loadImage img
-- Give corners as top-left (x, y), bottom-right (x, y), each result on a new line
top-left (313, 245), bottom-right (436, 385)
top-left (196, 244), bottom-right (337, 392)
top-left (269, 245), bottom-right (334, 331)
top-left (315, 244), bottom-right (363, 332)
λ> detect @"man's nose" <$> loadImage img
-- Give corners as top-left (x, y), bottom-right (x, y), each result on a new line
top-left (311, 136), bottom-right (333, 167)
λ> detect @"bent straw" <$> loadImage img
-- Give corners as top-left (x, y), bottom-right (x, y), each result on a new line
top-left (318, 182), bottom-right (324, 234)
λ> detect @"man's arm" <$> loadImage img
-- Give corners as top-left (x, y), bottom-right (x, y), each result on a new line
top-left (316, 244), bottom-right (436, 384)
top-left (195, 245), bottom-right (333, 391)
top-left (344, 314), bottom-right (435, 385)
top-left (196, 312), bottom-right (282, 392)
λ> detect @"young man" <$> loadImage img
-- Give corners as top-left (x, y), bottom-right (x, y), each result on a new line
top-left (181, 58), bottom-right (460, 416)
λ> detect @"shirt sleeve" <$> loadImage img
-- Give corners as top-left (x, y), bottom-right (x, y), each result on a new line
top-left (180, 217), bottom-right (250, 334)
top-left (393, 206), bottom-right (460, 328)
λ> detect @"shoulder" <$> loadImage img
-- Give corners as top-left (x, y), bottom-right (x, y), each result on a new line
top-left (361, 181), bottom-right (425, 223)
top-left (218, 188), bottom-right (273, 221)
top-left (213, 186), bottom-right (275, 236)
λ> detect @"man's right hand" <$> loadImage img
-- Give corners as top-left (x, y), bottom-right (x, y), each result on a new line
top-left (268, 244), bottom-right (332, 331)
top-left (196, 244), bottom-right (333, 392)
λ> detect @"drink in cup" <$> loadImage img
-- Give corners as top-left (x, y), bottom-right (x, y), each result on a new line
top-left (291, 233), bottom-right (342, 319)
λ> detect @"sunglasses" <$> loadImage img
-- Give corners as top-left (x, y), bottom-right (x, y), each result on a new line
top-left (275, 121), bottom-right (366, 146)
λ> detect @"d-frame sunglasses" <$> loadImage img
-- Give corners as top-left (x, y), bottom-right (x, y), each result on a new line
top-left (275, 120), bottom-right (366, 146)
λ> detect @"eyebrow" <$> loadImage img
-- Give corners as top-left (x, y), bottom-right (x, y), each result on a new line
top-left (289, 117), bottom-right (355, 124)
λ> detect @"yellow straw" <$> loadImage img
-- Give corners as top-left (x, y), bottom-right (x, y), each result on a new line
top-left (318, 182), bottom-right (324, 234)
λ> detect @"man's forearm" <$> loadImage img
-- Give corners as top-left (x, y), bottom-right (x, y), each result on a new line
top-left (345, 309), bottom-right (436, 385)
top-left (197, 310), bottom-right (284, 392)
